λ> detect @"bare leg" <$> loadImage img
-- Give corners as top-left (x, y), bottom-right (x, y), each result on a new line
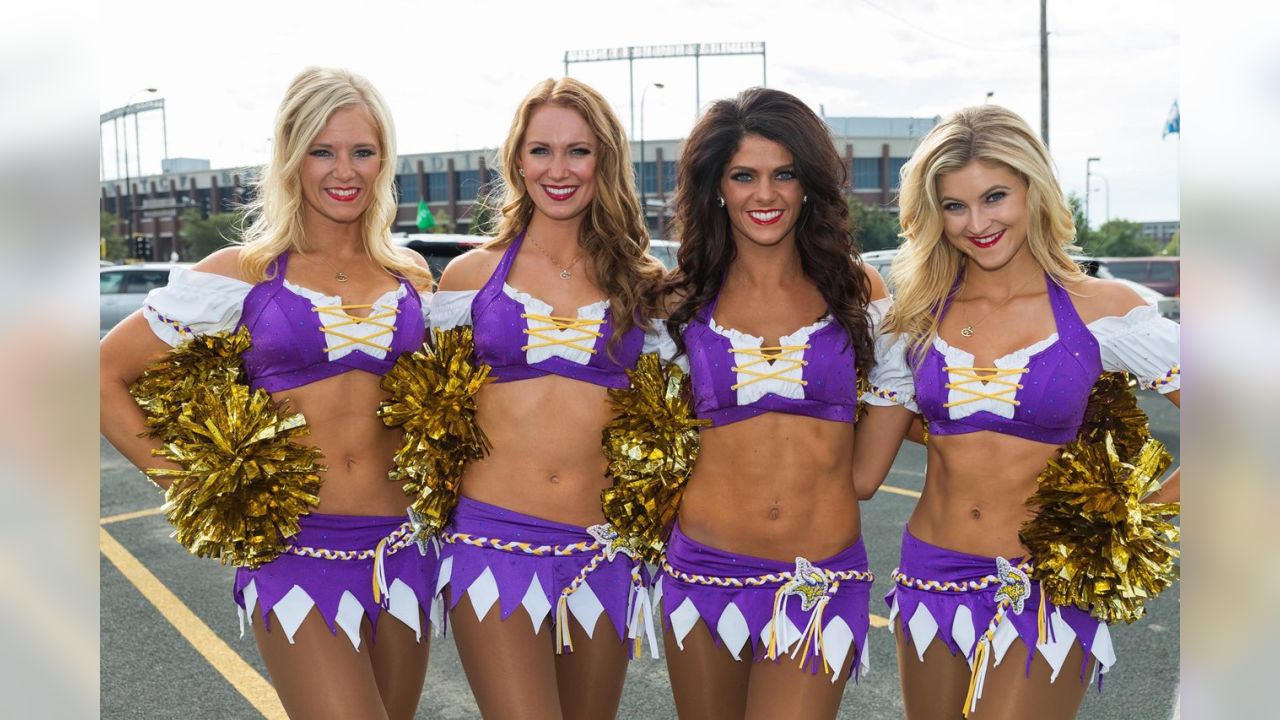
top-left (370, 609), bottom-right (431, 720)
top-left (894, 617), bottom-right (973, 720)
top-left (448, 587), bottom-right (562, 720)
top-left (553, 613), bottom-right (630, 720)
top-left (663, 619), bottom-right (751, 720)
top-left (743, 638), bottom-right (855, 720)
top-left (968, 639), bottom-right (1093, 720)
top-left (252, 609), bottom-right (389, 720)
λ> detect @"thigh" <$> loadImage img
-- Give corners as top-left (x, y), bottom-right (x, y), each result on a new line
top-left (663, 618), bottom-right (750, 720)
top-left (894, 617), bottom-right (973, 720)
top-left (743, 642), bottom-right (853, 720)
top-left (448, 586), bottom-right (562, 720)
top-left (969, 639), bottom-right (1092, 720)
top-left (252, 608), bottom-right (388, 720)
top-left (553, 612), bottom-right (630, 720)
top-left (370, 609), bottom-right (431, 720)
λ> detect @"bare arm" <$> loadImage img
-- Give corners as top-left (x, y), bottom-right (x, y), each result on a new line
top-left (852, 404), bottom-right (916, 500)
top-left (99, 248), bottom-right (247, 486)
top-left (1145, 389), bottom-right (1181, 504)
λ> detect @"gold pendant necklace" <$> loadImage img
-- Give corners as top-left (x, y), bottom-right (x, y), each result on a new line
top-left (958, 274), bottom-right (1034, 337)
top-left (310, 253), bottom-right (349, 283)
top-left (527, 235), bottom-right (584, 280)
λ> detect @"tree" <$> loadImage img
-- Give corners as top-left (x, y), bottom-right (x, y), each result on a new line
top-left (469, 200), bottom-right (498, 237)
top-left (848, 197), bottom-right (901, 252)
top-left (1085, 219), bottom-right (1159, 257)
top-left (179, 208), bottom-right (242, 261)
top-left (1161, 230), bottom-right (1179, 256)
top-left (430, 208), bottom-right (453, 234)
top-left (101, 211), bottom-right (126, 262)
top-left (1067, 192), bottom-right (1096, 249)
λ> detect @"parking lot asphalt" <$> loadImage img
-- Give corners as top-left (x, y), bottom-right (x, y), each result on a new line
top-left (100, 392), bottom-right (1179, 719)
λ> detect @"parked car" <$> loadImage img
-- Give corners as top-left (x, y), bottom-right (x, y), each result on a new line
top-left (853, 248), bottom-right (1178, 321)
top-left (100, 263), bottom-right (190, 337)
top-left (393, 233), bottom-right (485, 278)
top-left (1092, 256), bottom-right (1179, 297)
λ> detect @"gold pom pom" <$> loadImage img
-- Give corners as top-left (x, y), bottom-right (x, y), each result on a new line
top-left (1021, 374), bottom-right (1180, 624)
top-left (601, 354), bottom-right (709, 564)
top-left (133, 334), bottom-right (325, 568)
top-left (379, 326), bottom-right (493, 538)
top-left (130, 328), bottom-right (252, 436)
top-left (1078, 371), bottom-right (1150, 459)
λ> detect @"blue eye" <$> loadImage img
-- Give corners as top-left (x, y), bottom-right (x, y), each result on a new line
top-left (310, 149), bottom-right (332, 158)
top-left (986, 191), bottom-right (1007, 203)
top-left (731, 172), bottom-right (753, 183)
top-left (355, 148), bottom-right (377, 158)
top-left (942, 201), bottom-right (964, 212)
top-left (570, 147), bottom-right (592, 156)
top-left (529, 147), bottom-right (549, 156)
top-left (776, 170), bottom-right (796, 181)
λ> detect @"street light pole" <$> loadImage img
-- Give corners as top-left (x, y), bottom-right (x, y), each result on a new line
top-left (122, 88), bottom-right (158, 258)
top-left (639, 82), bottom-right (664, 231)
top-left (1085, 157), bottom-right (1100, 232)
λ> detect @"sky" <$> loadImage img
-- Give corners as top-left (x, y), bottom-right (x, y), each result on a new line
top-left (98, 0), bottom-right (1180, 226)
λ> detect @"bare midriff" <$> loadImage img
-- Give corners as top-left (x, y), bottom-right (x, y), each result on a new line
top-left (911, 431), bottom-right (1063, 558)
top-left (459, 374), bottom-right (615, 528)
top-left (679, 413), bottom-right (858, 563)
top-left (272, 370), bottom-right (411, 517)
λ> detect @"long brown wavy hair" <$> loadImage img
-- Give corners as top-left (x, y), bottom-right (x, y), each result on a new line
top-left (663, 87), bottom-right (875, 379)
top-left (482, 77), bottom-right (665, 353)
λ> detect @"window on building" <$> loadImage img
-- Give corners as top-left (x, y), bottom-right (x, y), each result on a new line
top-left (396, 174), bottom-right (419, 203)
top-left (456, 170), bottom-right (482, 201)
top-left (889, 158), bottom-right (909, 189)
top-left (427, 173), bottom-right (448, 202)
top-left (853, 158), bottom-right (881, 189)
top-left (662, 161), bottom-right (677, 193)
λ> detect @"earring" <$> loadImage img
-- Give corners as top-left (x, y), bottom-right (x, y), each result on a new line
top-left (518, 168), bottom-right (525, 177)
top-left (802, 194), bottom-right (808, 204)
top-left (717, 196), bottom-right (725, 208)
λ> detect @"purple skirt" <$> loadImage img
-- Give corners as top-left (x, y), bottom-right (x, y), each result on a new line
top-left (658, 522), bottom-right (873, 681)
top-left (234, 512), bottom-right (441, 650)
top-left (886, 525), bottom-right (1116, 688)
top-left (437, 496), bottom-right (656, 658)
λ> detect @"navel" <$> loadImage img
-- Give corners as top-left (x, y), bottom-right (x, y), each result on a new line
top-left (548, 474), bottom-right (561, 484)
top-left (970, 507), bottom-right (982, 520)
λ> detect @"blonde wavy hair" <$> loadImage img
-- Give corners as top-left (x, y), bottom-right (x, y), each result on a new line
top-left (238, 67), bottom-right (431, 289)
top-left (482, 77), bottom-right (665, 350)
top-left (884, 105), bottom-right (1084, 361)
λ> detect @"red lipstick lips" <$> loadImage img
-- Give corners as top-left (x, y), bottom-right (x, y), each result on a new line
top-left (747, 209), bottom-right (783, 225)
top-left (325, 187), bottom-right (360, 202)
top-left (968, 229), bottom-right (1005, 249)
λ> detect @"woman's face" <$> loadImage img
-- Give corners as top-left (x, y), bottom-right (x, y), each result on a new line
top-left (299, 106), bottom-right (382, 228)
top-left (937, 159), bottom-right (1031, 272)
top-left (519, 104), bottom-right (598, 224)
top-left (719, 134), bottom-right (805, 250)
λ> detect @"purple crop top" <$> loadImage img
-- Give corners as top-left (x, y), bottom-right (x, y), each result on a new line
top-left (912, 274), bottom-right (1101, 445)
top-left (681, 290), bottom-right (860, 428)
top-left (143, 252), bottom-right (426, 393)
top-left (467, 231), bottom-right (644, 389)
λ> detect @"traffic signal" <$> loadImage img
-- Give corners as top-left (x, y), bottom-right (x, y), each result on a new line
top-left (133, 235), bottom-right (152, 259)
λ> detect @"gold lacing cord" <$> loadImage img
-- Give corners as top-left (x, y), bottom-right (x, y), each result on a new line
top-left (313, 304), bottom-right (399, 353)
top-left (520, 313), bottom-right (604, 355)
top-left (729, 344), bottom-right (810, 391)
top-left (942, 367), bottom-right (1028, 408)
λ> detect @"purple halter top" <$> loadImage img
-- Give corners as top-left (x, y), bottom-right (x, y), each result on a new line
top-left (681, 291), bottom-right (859, 427)
top-left (471, 231), bottom-right (644, 389)
top-left (238, 253), bottom-right (426, 393)
top-left (913, 273), bottom-right (1102, 445)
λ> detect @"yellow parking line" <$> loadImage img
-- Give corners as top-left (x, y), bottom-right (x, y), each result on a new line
top-left (879, 484), bottom-right (922, 498)
top-left (99, 527), bottom-right (286, 719)
top-left (100, 506), bottom-right (166, 525)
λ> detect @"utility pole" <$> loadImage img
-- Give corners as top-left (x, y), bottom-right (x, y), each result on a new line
top-left (1040, 0), bottom-right (1049, 148)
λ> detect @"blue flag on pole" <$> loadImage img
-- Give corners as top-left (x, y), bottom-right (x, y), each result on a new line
top-left (1162, 100), bottom-right (1180, 139)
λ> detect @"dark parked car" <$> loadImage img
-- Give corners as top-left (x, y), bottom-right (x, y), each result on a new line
top-left (393, 233), bottom-right (485, 278)
top-left (1093, 257), bottom-right (1180, 297)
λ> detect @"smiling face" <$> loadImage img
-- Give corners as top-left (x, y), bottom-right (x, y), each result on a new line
top-left (937, 159), bottom-right (1031, 272)
top-left (719, 134), bottom-right (804, 250)
top-left (299, 105), bottom-right (382, 227)
top-left (519, 104), bottom-right (598, 225)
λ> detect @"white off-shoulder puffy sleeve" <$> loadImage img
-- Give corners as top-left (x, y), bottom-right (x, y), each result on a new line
top-left (1088, 303), bottom-right (1180, 393)
top-left (641, 318), bottom-right (690, 372)
top-left (861, 297), bottom-right (919, 412)
top-left (141, 266), bottom-right (253, 346)
top-left (429, 290), bottom-right (477, 331)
